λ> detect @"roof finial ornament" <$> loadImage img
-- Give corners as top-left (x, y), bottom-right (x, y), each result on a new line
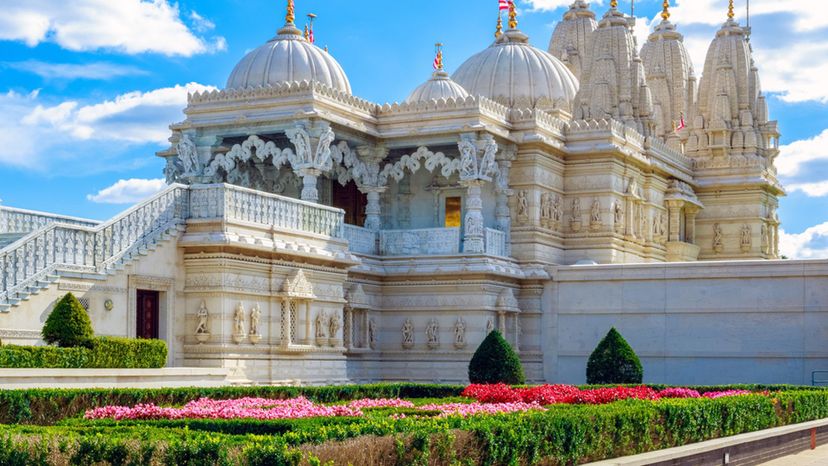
top-left (727, 0), bottom-right (735, 20)
top-left (661, 0), bottom-right (670, 21)
top-left (508, 1), bottom-right (518, 29)
top-left (433, 43), bottom-right (444, 71)
top-left (610, 0), bottom-right (618, 9)
top-left (286, 0), bottom-right (295, 25)
top-left (495, 14), bottom-right (503, 38)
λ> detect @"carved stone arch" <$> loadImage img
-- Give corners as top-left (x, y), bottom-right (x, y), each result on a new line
top-left (378, 146), bottom-right (461, 186)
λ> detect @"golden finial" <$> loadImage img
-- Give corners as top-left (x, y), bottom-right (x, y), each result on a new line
top-left (610, 0), bottom-right (618, 9)
top-left (727, 0), bottom-right (735, 20)
top-left (495, 14), bottom-right (503, 38)
top-left (661, 0), bottom-right (670, 21)
top-left (508, 1), bottom-right (518, 29)
top-left (286, 0), bottom-right (295, 24)
top-left (303, 24), bottom-right (309, 40)
top-left (434, 43), bottom-right (444, 71)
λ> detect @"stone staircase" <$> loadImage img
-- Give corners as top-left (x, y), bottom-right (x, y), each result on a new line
top-left (0, 233), bottom-right (25, 250)
top-left (0, 185), bottom-right (190, 313)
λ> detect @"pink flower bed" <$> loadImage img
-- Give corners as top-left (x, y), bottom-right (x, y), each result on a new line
top-left (418, 402), bottom-right (546, 418)
top-left (346, 398), bottom-right (415, 409)
top-left (461, 384), bottom-right (756, 405)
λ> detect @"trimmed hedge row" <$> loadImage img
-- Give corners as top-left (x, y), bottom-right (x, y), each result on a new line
top-left (4, 390), bottom-right (828, 465)
top-left (0, 337), bottom-right (167, 371)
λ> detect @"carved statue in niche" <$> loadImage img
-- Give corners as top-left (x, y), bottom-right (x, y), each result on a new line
top-left (639, 206), bottom-right (648, 240)
top-left (486, 318), bottom-right (494, 335)
top-left (368, 318), bottom-right (377, 350)
top-left (570, 198), bottom-right (582, 232)
top-left (195, 301), bottom-right (210, 344)
top-left (401, 319), bottom-right (414, 349)
top-left (740, 224), bottom-right (752, 253)
top-left (232, 302), bottom-right (245, 344)
top-left (426, 318), bottom-right (440, 349)
top-left (540, 193), bottom-right (552, 229)
top-left (516, 190), bottom-right (529, 224)
top-left (761, 223), bottom-right (771, 255)
top-left (454, 317), bottom-right (467, 349)
top-left (713, 223), bottom-right (724, 253)
top-left (329, 313), bottom-right (342, 344)
top-left (249, 304), bottom-right (262, 345)
top-left (590, 198), bottom-right (602, 230)
top-left (177, 134), bottom-right (200, 176)
top-left (613, 201), bottom-right (624, 234)
top-left (660, 212), bottom-right (669, 242)
top-left (316, 312), bottom-right (328, 339)
top-left (552, 195), bottom-right (563, 226)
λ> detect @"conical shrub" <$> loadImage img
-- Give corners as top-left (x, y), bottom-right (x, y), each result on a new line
top-left (468, 330), bottom-right (525, 384)
top-left (42, 293), bottom-right (94, 347)
top-left (586, 327), bottom-right (643, 384)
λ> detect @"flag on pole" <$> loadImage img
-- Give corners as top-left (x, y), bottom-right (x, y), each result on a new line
top-left (499, 0), bottom-right (511, 11)
top-left (674, 113), bottom-right (686, 132)
top-left (433, 43), bottom-right (444, 71)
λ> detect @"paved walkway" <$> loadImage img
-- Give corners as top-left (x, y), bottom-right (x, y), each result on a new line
top-left (759, 444), bottom-right (828, 465)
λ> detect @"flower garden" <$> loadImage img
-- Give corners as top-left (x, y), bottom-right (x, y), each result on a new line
top-left (2, 382), bottom-right (828, 465)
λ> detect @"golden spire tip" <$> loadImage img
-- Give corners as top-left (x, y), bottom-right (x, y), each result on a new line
top-left (495, 14), bottom-right (503, 38)
top-left (508, 1), bottom-right (518, 29)
top-left (661, 0), bottom-right (670, 21)
top-left (434, 43), bottom-right (444, 71)
top-left (727, 0), bottom-right (735, 20)
top-left (610, 0), bottom-right (618, 9)
top-left (286, 0), bottom-right (295, 25)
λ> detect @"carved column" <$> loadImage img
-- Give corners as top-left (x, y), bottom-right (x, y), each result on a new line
top-left (461, 180), bottom-right (486, 254)
top-left (495, 152), bottom-right (514, 256)
top-left (303, 301), bottom-right (312, 346)
top-left (684, 206), bottom-right (699, 245)
top-left (286, 122), bottom-right (335, 204)
top-left (361, 187), bottom-right (386, 231)
top-left (280, 298), bottom-right (292, 348)
top-left (344, 307), bottom-right (353, 350)
top-left (666, 200), bottom-right (684, 243)
top-left (498, 311), bottom-right (506, 334)
top-left (297, 168), bottom-right (321, 203)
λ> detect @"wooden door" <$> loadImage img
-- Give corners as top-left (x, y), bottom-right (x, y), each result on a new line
top-left (136, 290), bottom-right (160, 339)
top-left (332, 181), bottom-right (367, 226)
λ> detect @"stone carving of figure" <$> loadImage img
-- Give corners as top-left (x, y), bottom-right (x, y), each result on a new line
top-left (249, 304), bottom-right (261, 336)
top-left (552, 195), bottom-right (563, 224)
top-left (195, 301), bottom-right (209, 335)
top-left (233, 303), bottom-right (245, 336)
top-left (570, 198), bottom-right (582, 232)
top-left (177, 134), bottom-right (200, 176)
top-left (590, 198), bottom-right (601, 228)
top-left (613, 201), bottom-right (624, 233)
top-left (740, 224), bottom-right (752, 253)
top-left (426, 318), bottom-right (439, 349)
top-left (329, 313), bottom-right (341, 339)
top-left (316, 312), bottom-right (328, 339)
top-left (402, 319), bottom-right (414, 348)
top-left (540, 193), bottom-right (552, 228)
top-left (713, 223), bottom-right (724, 253)
top-left (516, 190), bottom-right (529, 223)
top-left (486, 318), bottom-right (494, 335)
top-left (454, 317), bottom-right (466, 349)
top-left (368, 318), bottom-right (377, 349)
top-left (761, 223), bottom-right (771, 255)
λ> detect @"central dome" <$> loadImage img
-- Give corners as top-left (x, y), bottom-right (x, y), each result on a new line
top-left (226, 23), bottom-right (351, 93)
top-left (452, 29), bottom-right (579, 109)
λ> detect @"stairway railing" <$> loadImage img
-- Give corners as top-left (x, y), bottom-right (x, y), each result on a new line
top-left (0, 206), bottom-right (99, 235)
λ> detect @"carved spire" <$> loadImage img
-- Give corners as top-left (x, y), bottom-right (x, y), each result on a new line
top-left (286, 0), bottom-right (295, 25)
top-left (661, 0), bottom-right (670, 21)
top-left (508, 1), bottom-right (518, 29)
top-left (727, 0), bottom-right (735, 20)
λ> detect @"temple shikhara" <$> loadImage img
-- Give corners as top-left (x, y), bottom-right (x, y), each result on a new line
top-left (1, 1), bottom-right (813, 386)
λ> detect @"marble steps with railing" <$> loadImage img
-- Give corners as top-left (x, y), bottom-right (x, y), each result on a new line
top-left (0, 233), bottom-right (26, 250)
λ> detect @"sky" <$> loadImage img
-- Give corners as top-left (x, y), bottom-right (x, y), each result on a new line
top-left (0, 0), bottom-right (827, 259)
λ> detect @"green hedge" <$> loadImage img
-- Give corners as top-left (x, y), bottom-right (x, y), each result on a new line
top-left (4, 390), bottom-right (828, 465)
top-left (0, 337), bottom-right (167, 371)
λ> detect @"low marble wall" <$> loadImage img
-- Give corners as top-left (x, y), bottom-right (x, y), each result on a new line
top-left (545, 260), bottom-right (828, 386)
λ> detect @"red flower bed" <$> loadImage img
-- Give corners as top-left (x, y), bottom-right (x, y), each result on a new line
top-left (462, 384), bottom-right (754, 405)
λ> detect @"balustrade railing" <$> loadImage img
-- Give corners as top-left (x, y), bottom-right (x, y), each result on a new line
top-left (484, 228), bottom-right (508, 257)
top-left (0, 185), bottom-right (189, 304)
top-left (343, 224), bottom-right (378, 255)
top-left (0, 206), bottom-right (99, 235)
top-left (189, 184), bottom-right (344, 238)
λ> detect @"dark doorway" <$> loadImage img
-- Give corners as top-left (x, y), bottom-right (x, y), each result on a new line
top-left (136, 290), bottom-right (160, 339)
top-left (332, 181), bottom-right (367, 226)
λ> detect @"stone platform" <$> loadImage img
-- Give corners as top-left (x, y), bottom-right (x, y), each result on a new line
top-left (0, 368), bottom-right (233, 389)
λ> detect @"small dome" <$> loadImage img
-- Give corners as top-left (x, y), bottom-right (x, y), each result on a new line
top-left (452, 29), bottom-right (579, 109)
top-left (406, 70), bottom-right (470, 103)
top-left (226, 23), bottom-right (351, 93)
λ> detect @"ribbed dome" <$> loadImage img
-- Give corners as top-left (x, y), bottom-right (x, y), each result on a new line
top-left (226, 23), bottom-right (351, 93)
top-left (452, 29), bottom-right (579, 109)
top-left (406, 70), bottom-right (470, 103)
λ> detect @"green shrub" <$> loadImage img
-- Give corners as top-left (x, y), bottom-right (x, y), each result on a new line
top-left (42, 293), bottom-right (94, 347)
top-left (88, 337), bottom-right (167, 369)
top-left (468, 330), bottom-right (525, 384)
top-left (586, 327), bottom-right (643, 384)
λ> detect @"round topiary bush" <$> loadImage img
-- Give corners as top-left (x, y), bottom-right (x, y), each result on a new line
top-left (586, 327), bottom-right (643, 384)
top-left (468, 330), bottom-right (525, 384)
top-left (42, 293), bottom-right (94, 348)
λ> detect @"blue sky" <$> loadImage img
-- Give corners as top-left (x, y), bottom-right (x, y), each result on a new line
top-left (0, 0), bottom-right (827, 258)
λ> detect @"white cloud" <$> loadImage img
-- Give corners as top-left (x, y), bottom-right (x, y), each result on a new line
top-left (0, 0), bottom-right (225, 56)
top-left (780, 222), bottom-right (828, 260)
top-left (87, 178), bottom-right (166, 204)
top-left (0, 82), bottom-right (217, 170)
top-left (776, 129), bottom-right (828, 178)
top-left (5, 60), bottom-right (147, 81)
top-left (786, 181), bottom-right (828, 198)
top-left (190, 11), bottom-right (215, 33)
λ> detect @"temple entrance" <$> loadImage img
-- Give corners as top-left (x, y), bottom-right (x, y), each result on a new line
top-left (136, 290), bottom-right (160, 340)
top-left (332, 181), bottom-right (367, 226)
